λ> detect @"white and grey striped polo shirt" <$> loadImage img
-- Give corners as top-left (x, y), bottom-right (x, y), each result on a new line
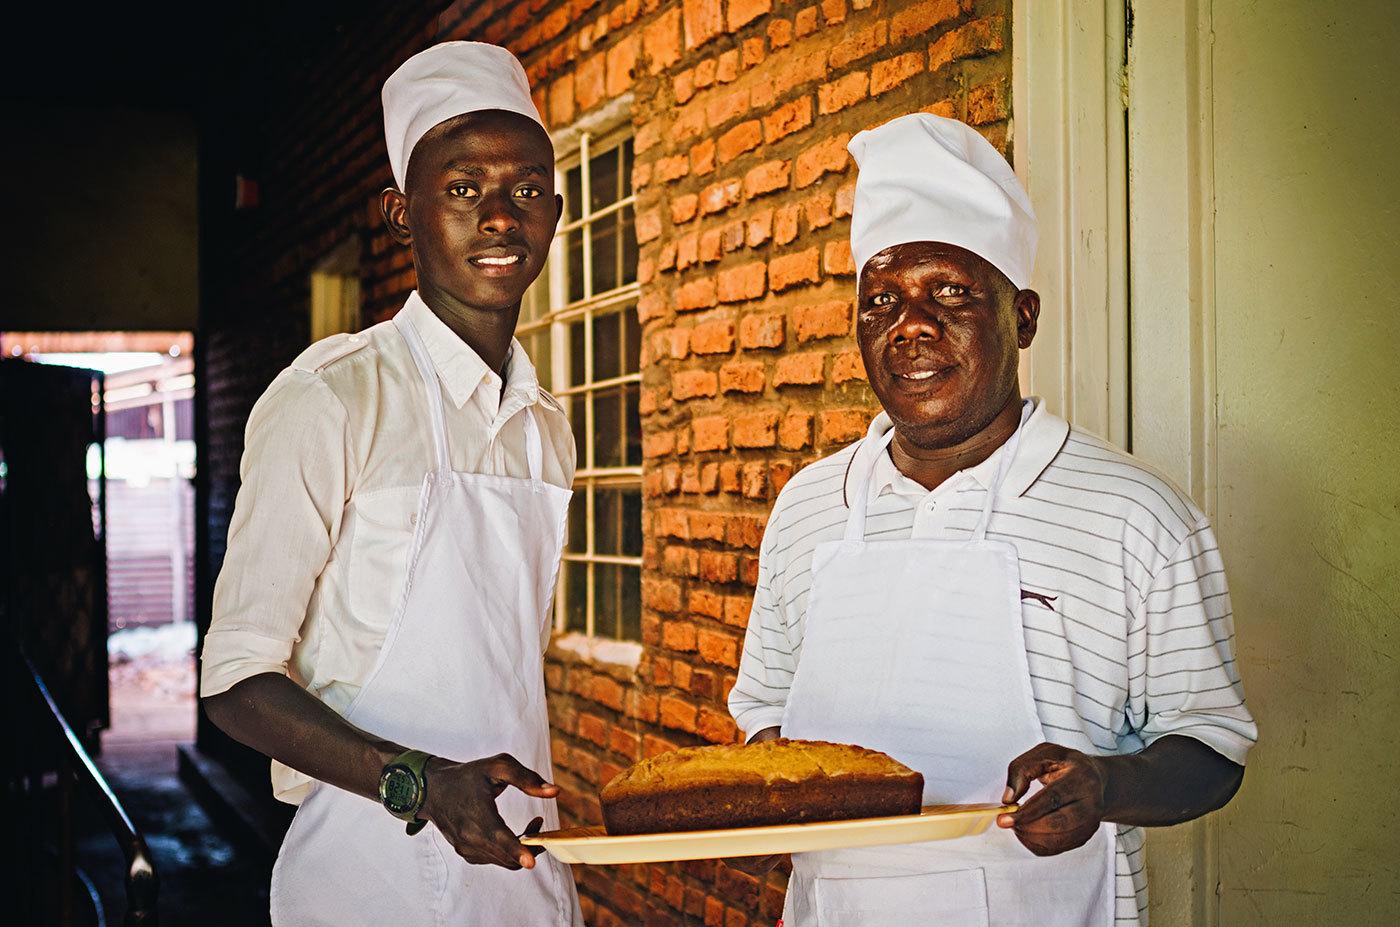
top-left (728, 398), bottom-right (1256, 925)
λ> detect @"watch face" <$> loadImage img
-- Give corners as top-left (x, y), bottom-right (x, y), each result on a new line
top-left (381, 765), bottom-right (422, 816)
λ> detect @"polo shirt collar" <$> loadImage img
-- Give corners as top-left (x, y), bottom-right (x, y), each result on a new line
top-left (400, 291), bottom-right (540, 410)
top-left (857, 397), bottom-right (1070, 503)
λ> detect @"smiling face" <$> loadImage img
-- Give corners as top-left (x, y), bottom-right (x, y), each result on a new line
top-left (383, 109), bottom-right (562, 313)
top-left (857, 241), bottom-right (1039, 449)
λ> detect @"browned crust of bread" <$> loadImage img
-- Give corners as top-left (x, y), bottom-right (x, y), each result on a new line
top-left (599, 739), bottom-right (924, 836)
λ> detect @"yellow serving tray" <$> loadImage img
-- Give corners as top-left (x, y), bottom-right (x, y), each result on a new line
top-left (521, 803), bottom-right (1015, 866)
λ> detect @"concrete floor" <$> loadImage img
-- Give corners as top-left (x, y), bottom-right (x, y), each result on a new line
top-left (78, 646), bottom-right (272, 925)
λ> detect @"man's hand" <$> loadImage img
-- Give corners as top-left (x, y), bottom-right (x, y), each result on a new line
top-left (996, 743), bottom-right (1108, 856)
top-left (421, 752), bottom-right (559, 870)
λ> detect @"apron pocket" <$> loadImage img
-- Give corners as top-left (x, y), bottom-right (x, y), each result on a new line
top-left (814, 868), bottom-right (989, 927)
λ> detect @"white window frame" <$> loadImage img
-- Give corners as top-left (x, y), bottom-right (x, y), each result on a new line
top-left (519, 122), bottom-right (643, 642)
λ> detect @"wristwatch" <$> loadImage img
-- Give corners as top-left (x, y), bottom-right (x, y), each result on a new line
top-left (379, 749), bottom-right (431, 835)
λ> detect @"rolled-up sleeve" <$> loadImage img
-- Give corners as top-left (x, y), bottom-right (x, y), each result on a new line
top-left (199, 370), bottom-right (350, 697)
top-left (1129, 519), bottom-right (1257, 765)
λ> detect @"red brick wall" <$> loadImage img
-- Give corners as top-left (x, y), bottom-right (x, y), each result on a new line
top-left (200, 2), bottom-right (1012, 924)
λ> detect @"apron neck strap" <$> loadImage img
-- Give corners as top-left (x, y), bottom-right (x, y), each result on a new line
top-left (843, 401), bottom-right (1034, 542)
top-left (522, 405), bottom-right (544, 483)
top-left (394, 313), bottom-right (451, 472)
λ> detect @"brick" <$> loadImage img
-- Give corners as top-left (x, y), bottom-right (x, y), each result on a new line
top-left (695, 57), bottom-right (718, 88)
top-left (871, 50), bottom-right (925, 96)
top-left (636, 121), bottom-right (663, 153)
top-left (743, 159), bottom-right (790, 199)
top-left (818, 408), bottom-right (870, 444)
top-left (700, 178), bottom-right (743, 215)
top-left (977, 122), bottom-right (1010, 153)
top-left (929, 14), bottom-right (1006, 72)
top-left (675, 276), bottom-right (717, 311)
top-left (576, 52), bottom-right (606, 111)
top-left (742, 36), bottom-right (766, 69)
top-left (778, 410), bottom-right (812, 449)
top-left (794, 5), bottom-right (818, 36)
top-left (767, 17), bottom-right (793, 48)
top-left (717, 120), bottom-right (763, 163)
top-left (700, 228), bottom-right (724, 263)
top-left (675, 102), bottom-right (707, 139)
top-left (718, 461), bottom-right (742, 493)
top-left (728, 0), bottom-right (771, 30)
top-left (822, 0), bottom-right (847, 25)
top-left (706, 87), bottom-right (750, 127)
top-left (721, 220), bottom-right (746, 252)
top-left (762, 97), bottom-right (813, 143)
top-left (745, 208), bottom-right (773, 247)
top-left (803, 192), bottom-right (833, 230)
top-left (682, 0), bottom-right (723, 49)
top-left (967, 77), bottom-right (1009, 125)
top-left (690, 588), bottom-right (724, 620)
top-left (698, 549), bottom-right (739, 583)
top-left (795, 132), bottom-right (852, 187)
top-left (719, 360), bottom-right (765, 393)
top-left (832, 348), bottom-right (867, 382)
top-left (829, 20), bottom-right (888, 70)
top-left (643, 8), bottom-right (683, 73)
top-left (716, 49), bottom-right (740, 83)
top-left (698, 707), bottom-right (739, 743)
top-left (834, 180), bottom-right (856, 218)
top-left (738, 311), bottom-right (785, 349)
top-left (733, 409), bottom-right (780, 448)
top-left (636, 208), bottom-right (663, 243)
top-left (774, 351), bottom-right (824, 386)
top-left (792, 301), bottom-right (847, 344)
top-left (661, 619), bottom-right (697, 650)
top-left (770, 247), bottom-right (821, 292)
top-left (677, 232), bottom-right (700, 270)
top-left (774, 203), bottom-right (800, 244)
top-left (824, 239), bottom-right (856, 276)
top-left (578, 712), bottom-right (608, 747)
top-left (769, 460), bottom-right (796, 495)
top-left (671, 193), bottom-right (699, 224)
top-left (643, 430), bottom-right (676, 458)
top-left (699, 462), bottom-right (720, 493)
top-left (698, 628), bottom-right (740, 667)
top-left (818, 70), bottom-right (869, 114)
top-left (688, 318), bottom-right (733, 354)
top-left (742, 461), bottom-right (768, 499)
top-left (659, 695), bottom-right (698, 732)
top-left (672, 368), bottom-right (717, 400)
top-left (549, 73), bottom-right (576, 126)
top-left (893, 0), bottom-right (967, 42)
top-left (656, 507), bottom-right (690, 539)
top-left (673, 68), bottom-right (696, 103)
top-left (717, 262), bottom-right (767, 303)
top-left (638, 292), bottom-right (667, 322)
top-left (655, 154), bottom-right (690, 183)
top-left (691, 138), bottom-right (717, 174)
top-left (692, 415), bottom-right (729, 451)
top-left (771, 48), bottom-right (829, 97)
top-left (606, 35), bottom-right (639, 97)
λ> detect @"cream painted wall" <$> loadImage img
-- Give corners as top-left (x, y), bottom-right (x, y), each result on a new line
top-left (1202, 1), bottom-right (1400, 922)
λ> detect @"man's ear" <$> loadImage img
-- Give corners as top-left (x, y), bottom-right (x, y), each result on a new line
top-left (381, 187), bottom-right (412, 244)
top-left (554, 192), bottom-right (564, 231)
top-left (1014, 289), bottom-right (1040, 349)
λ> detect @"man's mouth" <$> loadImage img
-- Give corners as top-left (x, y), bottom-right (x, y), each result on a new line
top-left (891, 363), bottom-right (957, 386)
top-left (468, 246), bottom-right (529, 276)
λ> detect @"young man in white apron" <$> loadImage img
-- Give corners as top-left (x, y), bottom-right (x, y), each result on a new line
top-left (728, 114), bottom-right (1257, 926)
top-left (200, 43), bottom-right (584, 926)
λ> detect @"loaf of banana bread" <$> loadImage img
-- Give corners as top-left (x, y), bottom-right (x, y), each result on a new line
top-left (600, 738), bottom-right (923, 836)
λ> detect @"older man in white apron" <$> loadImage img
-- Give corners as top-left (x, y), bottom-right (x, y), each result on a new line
top-left (201, 43), bottom-right (583, 926)
top-left (729, 114), bottom-right (1256, 926)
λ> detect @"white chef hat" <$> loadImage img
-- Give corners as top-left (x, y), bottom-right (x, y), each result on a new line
top-left (382, 41), bottom-right (544, 189)
top-left (847, 113), bottom-right (1037, 289)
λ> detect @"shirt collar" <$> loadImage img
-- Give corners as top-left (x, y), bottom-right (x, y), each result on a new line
top-left (856, 397), bottom-right (1070, 503)
top-left (399, 290), bottom-right (540, 410)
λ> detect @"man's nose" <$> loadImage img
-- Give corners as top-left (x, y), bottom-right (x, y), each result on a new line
top-left (478, 191), bottom-right (521, 236)
top-left (889, 305), bottom-right (943, 345)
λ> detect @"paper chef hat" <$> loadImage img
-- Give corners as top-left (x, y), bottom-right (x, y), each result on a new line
top-left (382, 41), bottom-right (544, 189)
top-left (847, 114), bottom-right (1037, 289)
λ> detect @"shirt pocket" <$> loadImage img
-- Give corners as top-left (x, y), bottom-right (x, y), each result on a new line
top-left (814, 868), bottom-right (989, 927)
top-left (337, 485), bottom-right (423, 670)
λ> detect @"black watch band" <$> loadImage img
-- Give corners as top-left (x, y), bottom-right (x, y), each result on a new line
top-left (379, 749), bottom-right (431, 835)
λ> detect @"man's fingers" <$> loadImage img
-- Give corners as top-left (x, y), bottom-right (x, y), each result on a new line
top-left (1004, 747), bottom-right (1064, 802)
top-left (520, 816), bottom-right (547, 859)
top-left (486, 753), bottom-right (559, 798)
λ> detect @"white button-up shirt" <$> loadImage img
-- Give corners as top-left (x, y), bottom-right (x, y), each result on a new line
top-left (201, 291), bottom-right (575, 802)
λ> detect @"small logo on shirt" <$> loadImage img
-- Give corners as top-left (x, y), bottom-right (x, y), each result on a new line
top-left (1020, 589), bottom-right (1058, 610)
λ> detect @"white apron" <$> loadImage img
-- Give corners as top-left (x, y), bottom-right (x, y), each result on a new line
top-left (780, 406), bottom-right (1115, 927)
top-left (270, 314), bottom-right (583, 926)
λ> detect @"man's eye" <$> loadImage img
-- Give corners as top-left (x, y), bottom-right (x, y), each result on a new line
top-left (935, 284), bottom-right (968, 298)
top-left (870, 293), bottom-right (897, 306)
top-left (448, 183), bottom-right (478, 197)
top-left (515, 185), bottom-right (542, 199)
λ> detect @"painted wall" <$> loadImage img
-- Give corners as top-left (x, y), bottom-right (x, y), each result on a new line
top-left (1207, 1), bottom-right (1399, 922)
top-left (1, 104), bottom-right (197, 331)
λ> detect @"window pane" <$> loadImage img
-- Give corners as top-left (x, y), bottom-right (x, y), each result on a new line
top-left (621, 204), bottom-right (638, 286)
top-left (591, 216), bottom-right (619, 295)
top-left (567, 487), bottom-right (587, 552)
top-left (623, 304), bottom-right (641, 376)
top-left (621, 138), bottom-right (634, 197)
top-left (595, 562), bottom-right (632, 641)
top-left (566, 228), bottom-right (585, 304)
top-left (594, 485), bottom-right (619, 555)
top-left (567, 319), bottom-right (587, 388)
top-left (566, 163), bottom-right (582, 223)
top-left (521, 328), bottom-right (551, 390)
top-left (563, 559), bottom-right (587, 634)
top-left (593, 385), bottom-right (625, 469)
top-left (624, 382), bottom-right (642, 467)
top-left (590, 145), bottom-right (619, 214)
top-left (619, 564), bottom-right (641, 641)
top-left (592, 310), bottom-right (623, 382)
top-left (569, 394), bottom-right (587, 468)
